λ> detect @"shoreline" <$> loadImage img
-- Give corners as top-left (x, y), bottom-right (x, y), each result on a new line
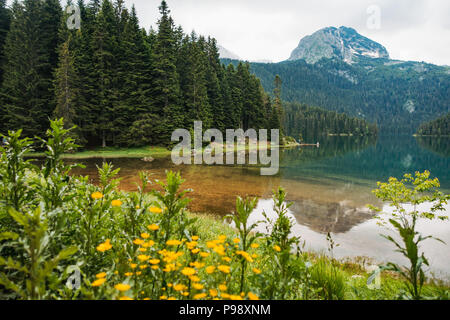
top-left (26, 141), bottom-right (302, 160)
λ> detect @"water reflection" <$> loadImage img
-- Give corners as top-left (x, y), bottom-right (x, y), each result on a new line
top-left (70, 135), bottom-right (450, 275)
top-left (415, 136), bottom-right (450, 158)
top-left (249, 199), bottom-right (450, 278)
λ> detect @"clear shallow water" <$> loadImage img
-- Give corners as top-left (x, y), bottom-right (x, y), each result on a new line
top-left (72, 135), bottom-right (450, 277)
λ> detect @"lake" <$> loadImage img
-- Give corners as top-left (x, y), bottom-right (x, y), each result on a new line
top-left (71, 135), bottom-right (450, 279)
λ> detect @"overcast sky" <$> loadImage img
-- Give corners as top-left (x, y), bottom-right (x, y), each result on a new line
top-left (117, 0), bottom-right (449, 65)
top-left (9, 0), bottom-right (449, 65)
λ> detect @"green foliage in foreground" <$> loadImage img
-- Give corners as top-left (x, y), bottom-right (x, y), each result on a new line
top-left (368, 171), bottom-right (449, 299)
top-left (0, 120), bottom-right (449, 300)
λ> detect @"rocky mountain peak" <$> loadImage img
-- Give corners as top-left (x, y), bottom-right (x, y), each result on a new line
top-left (288, 26), bottom-right (389, 64)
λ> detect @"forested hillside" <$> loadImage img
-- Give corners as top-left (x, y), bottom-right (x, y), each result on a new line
top-left (0, 0), bottom-right (282, 147)
top-left (222, 57), bottom-right (450, 134)
top-left (417, 113), bottom-right (450, 136)
top-left (284, 102), bottom-right (378, 142)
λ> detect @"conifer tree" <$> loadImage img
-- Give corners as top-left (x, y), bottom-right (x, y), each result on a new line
top-left (0, 0), bottom-right (10, 86)
top-left (91, 0), bottom-right (118, 147)
top-left (151, 0), bottom-right (184, 144)
top-left (53, 38), bottom-right (79, 131)
top-left (1, 0), bottom-right (61, 136)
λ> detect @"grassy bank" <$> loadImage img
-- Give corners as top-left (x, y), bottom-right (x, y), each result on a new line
top-left (27, 139), bottom-right (300, 160)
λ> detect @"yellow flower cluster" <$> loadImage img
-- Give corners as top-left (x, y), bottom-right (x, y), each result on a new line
top-left (96, 239), bottom-right (112, 252)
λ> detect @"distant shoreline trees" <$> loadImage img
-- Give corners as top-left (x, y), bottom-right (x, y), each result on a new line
top-left (284, 102), bottom-right (378, 143)
top-left (416, 113), bottom-right (450, 137)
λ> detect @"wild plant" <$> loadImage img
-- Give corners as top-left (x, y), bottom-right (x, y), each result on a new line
top-left (0, 130), bottom-right (36, 213)
top-left (225, 196), bottom-right (259, 292)
top-left (368, 171), bottom-right (449, 299)
top-left (0, 206), bottom-right (77, 299)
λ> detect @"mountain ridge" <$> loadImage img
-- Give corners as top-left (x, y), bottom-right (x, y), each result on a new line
top-left (288, 26), bottom-right (389, 64)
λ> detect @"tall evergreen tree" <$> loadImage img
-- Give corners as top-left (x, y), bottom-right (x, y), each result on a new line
top-left (273, 74), bottom-right (284, 134)
top-left (151, 0), bottom-right (183, 143)
top-left (178, 33), bottom-right (212, 129)
top-left (1, 0), bottom-right (61, 136)
top-left (0, 0), bottom-right (10, 86)
top-left (53, 37), bottom-right (79, 130)
top-left (91, 0), bottom-right (118, 147)
top-left (0, 0), bottom-right (10, 129)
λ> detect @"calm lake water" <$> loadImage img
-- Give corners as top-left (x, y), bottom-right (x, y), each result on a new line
top-left (72, 135), bottom-right (450, 278)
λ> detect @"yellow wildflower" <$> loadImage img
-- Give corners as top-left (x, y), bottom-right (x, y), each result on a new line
top-left (233, 238), bottom-right (240, 244)
top-left (191, 248), bottom-right (200, 254)
top-left (205, 266), bottom-right (216, 274)
top-left (200, 252), bottom-right (210, 258)
top-left (91, 278), bottom-right (106, 287)
top-left (174, 284), bottom-right (187, 291)
top-left (222, 257), bottom-right (232, 263)
top-left (186, 241), bottom-right (198, 250)
top-left (219, 284), bottom-right (227, 291)
top-left (189, 275), bottom-right (201, 282)
top-left (181, 267), bottom-right (196, 276)
top-left (133, 239), bottom-right (144, 245)
top-left (96, 272), bottom-right (107, 279)
top-left (194, 293), bottom-right (207, 300)
top-left (218, 265), bottom-right (231, 274)
top-left (124, 272), bottom-right (133, 277)
top-left (137, 255), bottom-right (150, 262)
top-left (142, 240), bottom-right (155, 248)
top-left (192, 236), bottom-right (199, 241)
top-left (192, 283), bottom-right (204, 290)
top-left (130, 263), bottom-right (137, 269)
top-left (253, 268), bottom-right (262, 274)
top-left (141, 233), bottom-right (150, 239)
top-left (119, 296), bottom-right (133, 300)
top-left (147, 224), bottom-right (159, 231)
top-left (149, 206), bottom-right (163, 214)
top-left (209, 289), bottom-right (218, 297)
top-left (251, 243), bottom-right (259, 249)
top-left (160, 295), bottom-right (168, 300)
top-left (166, 239), bottom-right (182, 246)
top-left (273, 245), bottom-right (281, 252)
top-left (236, 250), bottom-right (253, 262)
top-left (138, 248), bottom-right (147, 252)
top-left (96, 239), bottom-right (112, 252)
top-left (206, 241), bottom-right (217, 248)
top-left (91, 192), bottom-right (103, 200)
top-left (111, 200), bottom-right (123, 207)
top-left (230, 295), bottom-right (243, 300)
top-left (149, 259), bottom-right (160, 265)
top-left (213, 245), bottom-right (226, 256)
top-left (248, 292), bottom-right (259, 300)
top-left (114, 283), bottom-right (131, 292)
